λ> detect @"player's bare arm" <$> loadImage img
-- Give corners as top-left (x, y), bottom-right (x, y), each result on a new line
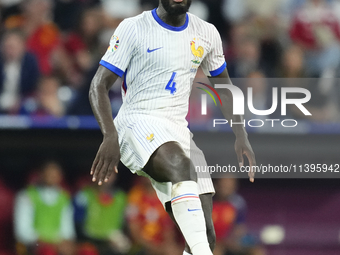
top-left (209, 69), bottom-right (256, 182)
top-left (89, 65), bottom-right (120, 185)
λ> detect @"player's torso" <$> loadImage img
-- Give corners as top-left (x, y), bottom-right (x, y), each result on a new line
top-left (133, 22), bottom-right (209, 80)
top-left (120, 11), bottom-right (212, 121)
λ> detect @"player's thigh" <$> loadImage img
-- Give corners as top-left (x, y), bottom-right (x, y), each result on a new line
top-left (143, 141), bottom-right (197, 184)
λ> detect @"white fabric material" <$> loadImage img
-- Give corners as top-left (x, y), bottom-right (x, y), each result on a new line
top-left (117, 116), bottom-right (215, 206)
top-left (101, 10), bottom-right (226, 125)
top-left (0, 62), bottom-right (21, 110)
top-left (192, 243), bottom-right (213, 255)
top-left (183, 251), bottom-right (192, 255)
top-left (171, 181), bottom-right (212, 255)
top-left (101, 10), bottom-right (223, 205)
top-left (14, 191), bottom-right (38, 244)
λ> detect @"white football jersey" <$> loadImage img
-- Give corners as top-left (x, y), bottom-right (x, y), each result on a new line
top-left (100, 8), bottom-right (226, 126)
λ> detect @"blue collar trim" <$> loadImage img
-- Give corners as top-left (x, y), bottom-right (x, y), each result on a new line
top-left (152, 8), bottom-right (189, 32)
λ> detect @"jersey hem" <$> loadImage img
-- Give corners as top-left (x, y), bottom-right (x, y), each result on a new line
top-left (99, 60), bottom-right (124, 77)
top-left (209, 62), bottom-right (227, 77)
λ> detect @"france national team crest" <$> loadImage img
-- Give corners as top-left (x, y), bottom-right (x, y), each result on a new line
top-left (191, 38), bottom-right (204, 65)
top-left (190, 38), bottom-right (204, 73)
top-left (108, 35), bottom-right (120, 52)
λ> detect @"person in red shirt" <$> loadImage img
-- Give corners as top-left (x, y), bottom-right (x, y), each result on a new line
top-left (5, 0), bottom-right (61, 75)
top-left (289, 0), bottom-right (340, 76)
top-left (63, 8), bottom-right (104, 86)
top-left (213, 178), bottom-right (247, 255)
top-left (213, 178), bottom-right (265, 255)
top-left (5, 0), bottom-right (77, 85)
top-left (126, 178), bottom-right (182, 255)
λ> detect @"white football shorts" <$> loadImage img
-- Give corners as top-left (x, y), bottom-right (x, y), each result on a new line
top-left (114, 115), bottom-right (215, 206)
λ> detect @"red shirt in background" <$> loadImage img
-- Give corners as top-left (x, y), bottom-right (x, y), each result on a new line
top-left (26, 23), bottom-right (61, 75)
top-left (212, 201), bottom-right (237, 242)
top-left (127, 184), bottom-right (175, 245)
top-left (5, 15), bottom-right (61, 75)
top-left (212, 194), bottom-right (247, 242)
top-left (290, 4), bottom-right (340, 49)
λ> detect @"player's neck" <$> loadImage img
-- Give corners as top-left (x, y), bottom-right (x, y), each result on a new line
top-left (156, 6), bottom-right (187, 27)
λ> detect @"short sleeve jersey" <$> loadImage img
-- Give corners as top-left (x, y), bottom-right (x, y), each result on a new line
top-left (100, 9), bottom-right (226, 124)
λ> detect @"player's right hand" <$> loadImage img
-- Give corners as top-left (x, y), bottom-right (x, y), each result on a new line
top-left (90, 136), bottom-right (120, 185)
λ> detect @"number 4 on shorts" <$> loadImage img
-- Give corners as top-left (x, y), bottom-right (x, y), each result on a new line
top-left (165, 72), bottom-right (177, 95)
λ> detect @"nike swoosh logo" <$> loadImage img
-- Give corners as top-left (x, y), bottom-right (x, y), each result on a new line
top-left (147, 47), bottom-right (163, 53)
top-left (188, 209), bottom-right (202, 212)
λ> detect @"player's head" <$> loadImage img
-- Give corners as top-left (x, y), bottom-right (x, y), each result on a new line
top-left (159, 0), bottom-right (192, 16)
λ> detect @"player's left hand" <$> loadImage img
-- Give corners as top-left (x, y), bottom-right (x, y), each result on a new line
top-left (235, 136), bottom-right (256, 182)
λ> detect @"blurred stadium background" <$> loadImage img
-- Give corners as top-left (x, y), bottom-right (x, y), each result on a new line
top-left (0, 0), bottom-right (340, 255)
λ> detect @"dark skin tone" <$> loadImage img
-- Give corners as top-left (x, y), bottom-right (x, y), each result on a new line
top-left (89, 66), bottom-right (120, 185)
top-left (214, 69), bottom-right (256, 182)
top-left (157, 1), bottom-right (187, 27)
top-left (89, 0), bottom-right (255, 253)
